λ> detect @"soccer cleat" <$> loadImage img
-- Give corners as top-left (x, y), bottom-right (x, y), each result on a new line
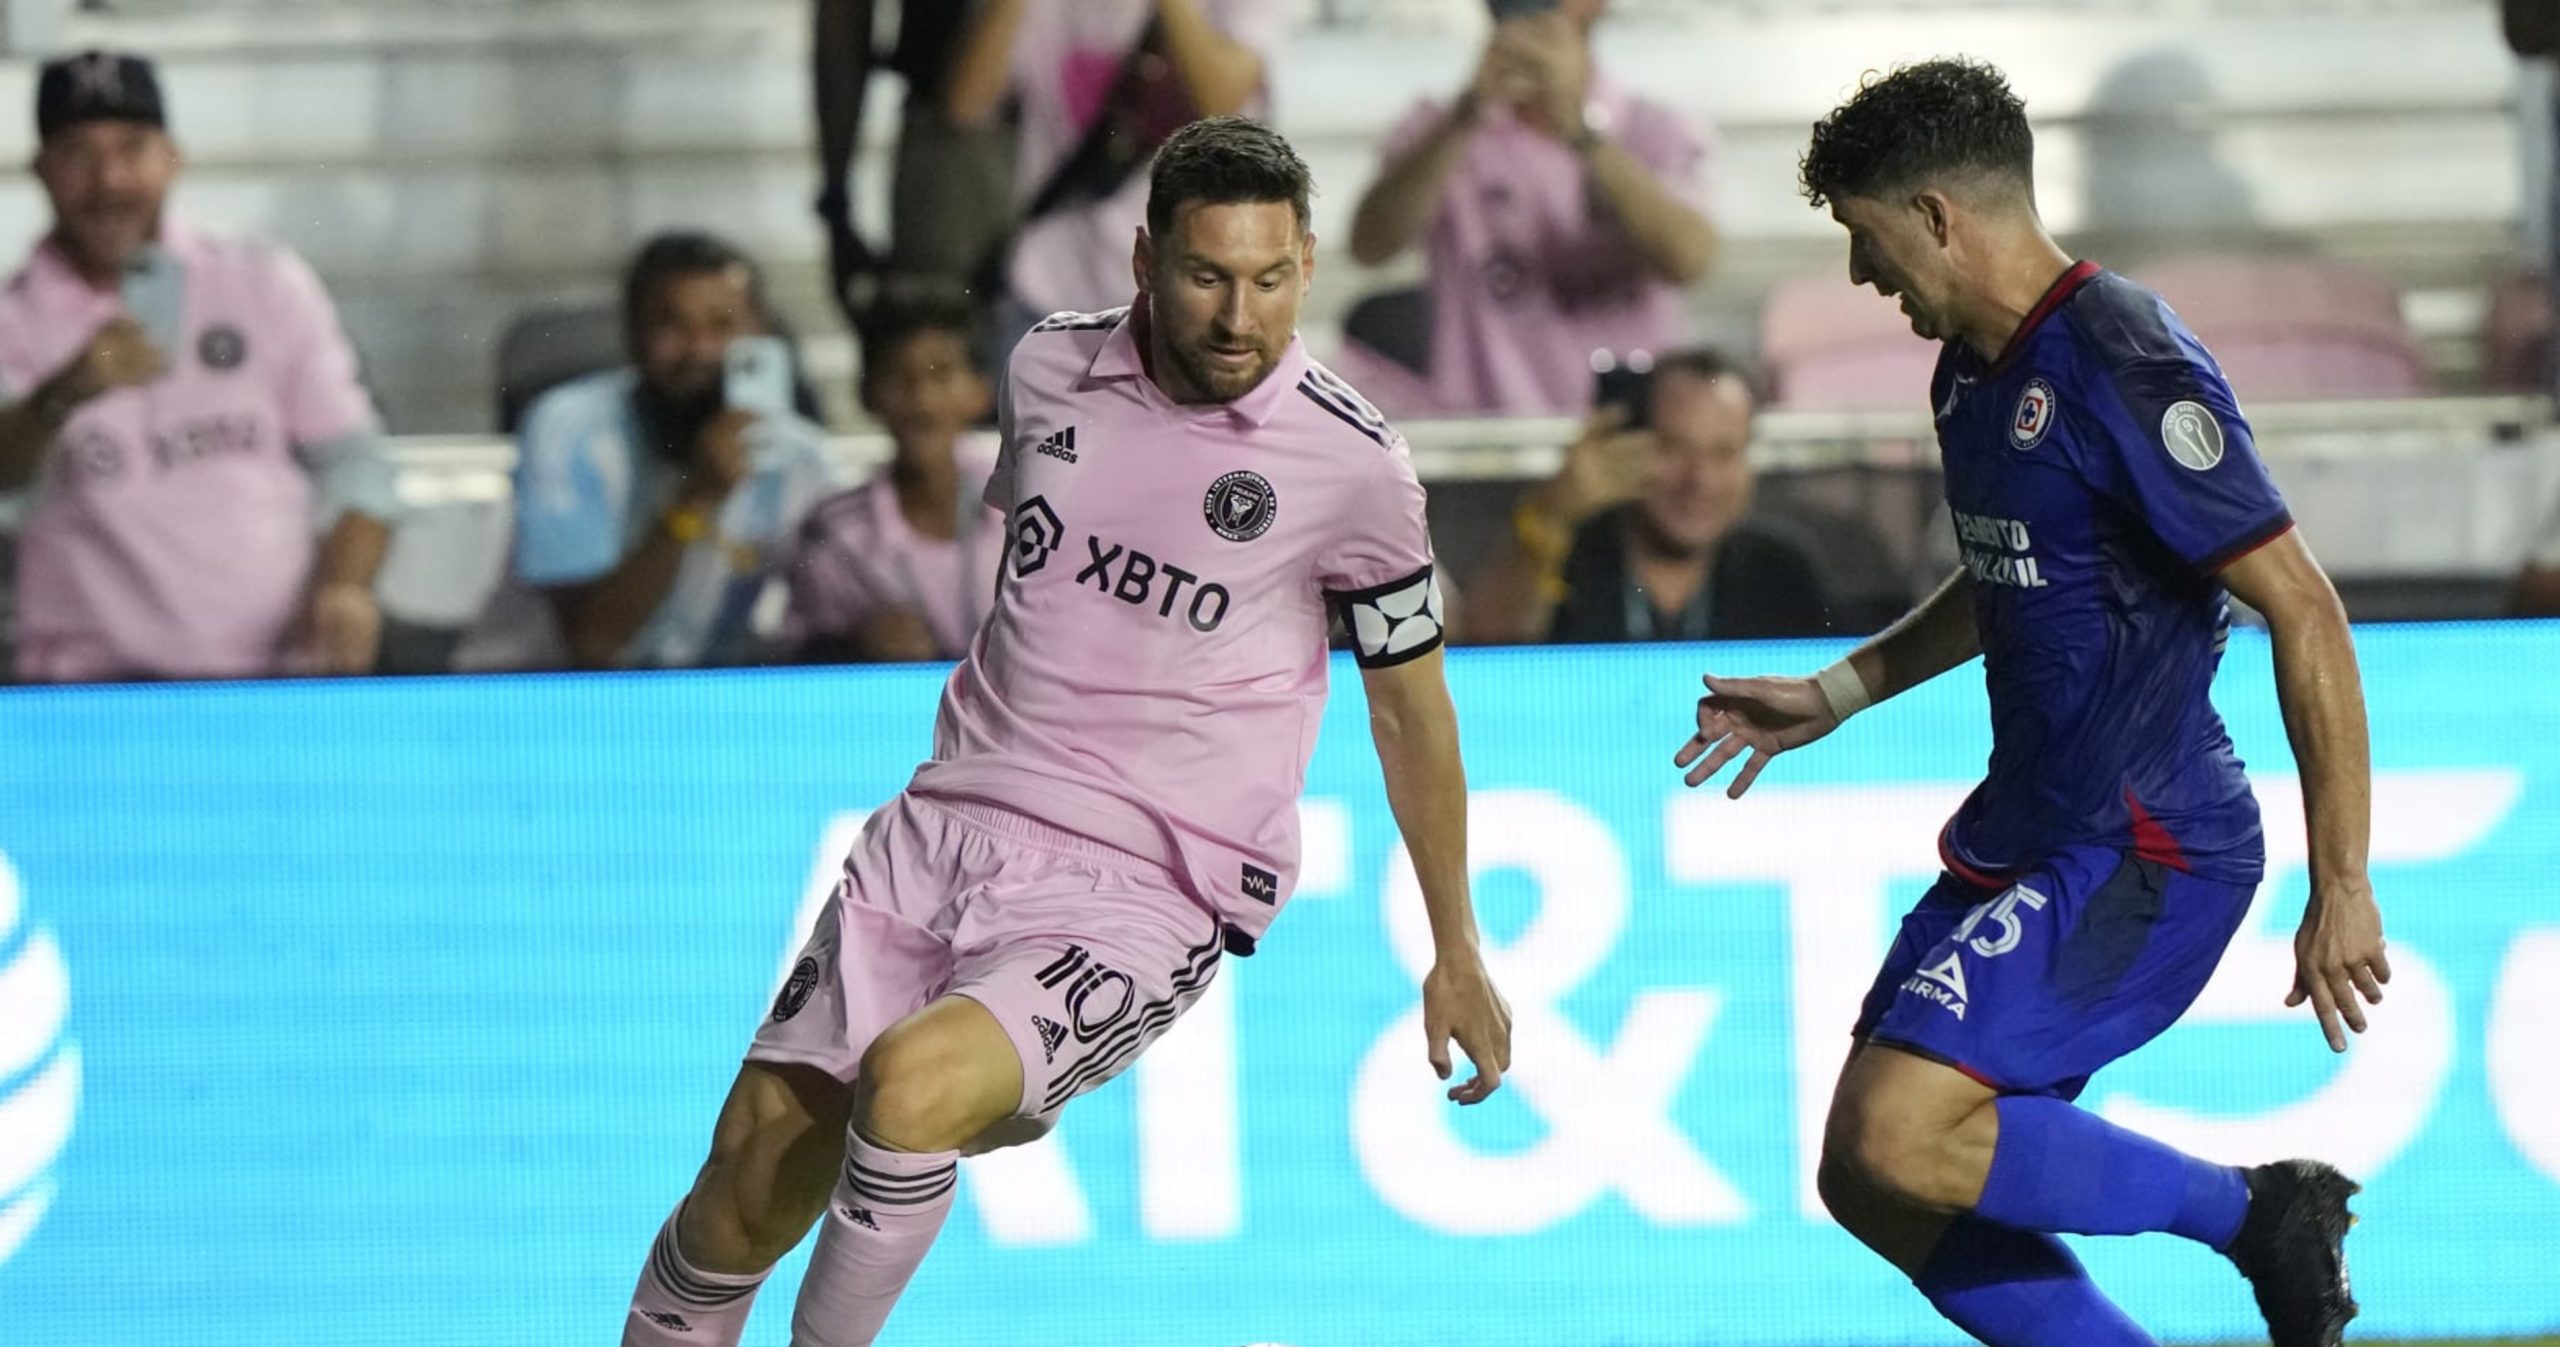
top-left (2226, 1159), bottom-right (2361, 1347)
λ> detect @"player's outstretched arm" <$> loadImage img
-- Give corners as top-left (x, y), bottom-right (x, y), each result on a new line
top-left (2221, 529), bottom-right (2389, 1053)
top-left (1675, 567), bottom-right (1982, 797)
top-left (1360, 647), bottom-right (1514, 1104)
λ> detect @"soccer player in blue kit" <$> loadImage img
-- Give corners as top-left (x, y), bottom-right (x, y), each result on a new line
top-left (1674, 60), bottom-right (2389, 1347)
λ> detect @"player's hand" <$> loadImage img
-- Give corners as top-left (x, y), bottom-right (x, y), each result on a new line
top-left (2286, 876), bottom-right (2390, 1053)
top-left (1528, 405), bottom-right (1650, 527)
top-left (686, 408), bottom-right (757, 506)
top-left (306, 580), bottom-right (383, 676)
top-left (1674, 673), bottom-right (1840, 797)
top-left (59, 315), bottom-right (168, 403)
top-left (1422, 947), bottom-right (1512, 1105)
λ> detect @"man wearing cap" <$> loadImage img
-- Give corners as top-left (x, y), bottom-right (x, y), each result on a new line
top-left (0, 50), bottom-right (399, 682)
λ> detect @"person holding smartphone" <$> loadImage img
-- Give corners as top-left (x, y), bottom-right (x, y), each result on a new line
top-left (1462, 347), bottom-right (1835, 644)
top-left (1346, 0), bottom-right (1717, 416)
top-left (0, 50), bottom-right (402, 682)
top-left (511, 232), bottom-right (834, 670)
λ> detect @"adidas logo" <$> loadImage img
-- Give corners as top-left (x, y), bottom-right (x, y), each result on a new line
top-left (1035, 426), bottom-right (1078, 463)
top-left (840, 1203), bottom-right (880, 1231)
top-left (639, 1310), bottom-right (693, 1331)
top-left (1032, 1014), bottom-right (1068, 1063)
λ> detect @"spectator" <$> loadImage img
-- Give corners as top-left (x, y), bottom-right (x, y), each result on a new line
top-left (512, 232), bottom-right (833, 670)
top-left (1347, 0), bottom-right (1715, 416)
top-left (0, 50), bottom-right (399, 683)
top-left (945, 0), bottom-right (1300, 353)
top-left (1464, 348), bottom-right (1831, 644)
top-left (787, 299), bottom-right (1005, 661)
top-left (812, 0), bottom-right (1014, 324)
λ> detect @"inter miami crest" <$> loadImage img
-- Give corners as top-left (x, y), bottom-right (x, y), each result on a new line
top-left (771, 956), bottom-right (821, 1022)
top-left (198, 325), bottom-right (248, 372)
top-left (1203, 470), bottom-right (1277, 542)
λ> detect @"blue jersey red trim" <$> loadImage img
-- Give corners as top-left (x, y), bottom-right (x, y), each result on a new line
top-left (1988, 260), bottom-right (2103, 376)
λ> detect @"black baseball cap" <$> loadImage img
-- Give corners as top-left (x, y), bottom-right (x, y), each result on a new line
top-left (36, 50), bottom-right (167, 140)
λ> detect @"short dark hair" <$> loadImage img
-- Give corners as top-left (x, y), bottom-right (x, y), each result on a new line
top-left (621, 230), bottom-right (768, 336)
top-left (1799, 58), bottom-right (2035, 211)
top-left (1145, 116), bottom-right (1315, 241)
top-left (857, 296), bottom-right (983, 381)
top-left (1651, 346), bottom-right (1761, 405)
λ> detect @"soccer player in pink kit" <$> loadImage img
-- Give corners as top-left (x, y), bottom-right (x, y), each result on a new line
top-left (624, 116), bottom-right (1514, 1347)
top-left (0, 51), bottom-right (398, 681)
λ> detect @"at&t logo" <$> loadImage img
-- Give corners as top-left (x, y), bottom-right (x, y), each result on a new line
top-left (0, 851), bottom-right (78, 1268)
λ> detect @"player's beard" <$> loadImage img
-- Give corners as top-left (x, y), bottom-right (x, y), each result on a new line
top-left (1170, 331), bottom-right (1280, 403)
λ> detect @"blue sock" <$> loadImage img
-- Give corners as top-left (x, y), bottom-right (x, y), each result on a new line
top-left (1915, 1216), bottom-right (2158, 1347)
top-left (1975, 1095), bottom-right (2249, 1249)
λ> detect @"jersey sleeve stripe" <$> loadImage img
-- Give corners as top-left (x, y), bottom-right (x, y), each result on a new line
top-left (2201, 513), bottom-right (2297, 574)
top-left (1297, 380), bottom-right (1394, 448)
top-left (1028, 307), bottom-right (1127, 334)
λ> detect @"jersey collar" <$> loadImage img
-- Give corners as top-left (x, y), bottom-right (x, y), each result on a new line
top-left (1091, 300), bottom-right (1312, 428)
top-left (1983, 259), bottom-right (2100, 376)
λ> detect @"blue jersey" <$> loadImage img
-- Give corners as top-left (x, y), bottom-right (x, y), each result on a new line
top-left (1930, 262), bottom-right (2289, 888)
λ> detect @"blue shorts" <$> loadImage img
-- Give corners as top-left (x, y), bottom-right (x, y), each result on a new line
top-left (1853, 845), bottom-right (2256, 1100)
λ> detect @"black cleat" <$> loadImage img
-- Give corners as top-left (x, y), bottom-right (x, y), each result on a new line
top-left (2227, 1159), bottom-right (2361, 1347)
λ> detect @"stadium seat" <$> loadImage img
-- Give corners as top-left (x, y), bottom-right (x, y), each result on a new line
top-left (2134, 255), bottom-right (2431, 400)
top-left (1757, 275), bottom-right (1940, 412)
top-left (494, 302), bottom-right (625, 434)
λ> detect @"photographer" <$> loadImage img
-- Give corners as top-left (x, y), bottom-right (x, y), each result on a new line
top-left (1464, 348), bottom-right (1832, 644)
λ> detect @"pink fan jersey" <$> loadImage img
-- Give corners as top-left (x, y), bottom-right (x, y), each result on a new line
top-left (0, 220), bottom-right (382, 680)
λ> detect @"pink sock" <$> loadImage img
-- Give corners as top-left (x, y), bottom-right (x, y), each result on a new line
top-left (789, 1131), bottom-right (960, 1347)
top-left (622, 1199), bottom-right (768, 1346)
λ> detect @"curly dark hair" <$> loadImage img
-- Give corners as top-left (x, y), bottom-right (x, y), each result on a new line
top-left (1146, 115), bottom-right (1315, 240)
top-left (1799, 58), bottom-right (2035, 211)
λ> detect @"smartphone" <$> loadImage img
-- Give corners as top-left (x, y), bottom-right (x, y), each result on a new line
top-left (1592, 351), bottom-right (1655, 432)
top-left (723, 335), bottom-right (795, 419)
top-left (1488, 0), bottom-right (1561, 17)
top-left (120, 244), bottom-right (185, 356)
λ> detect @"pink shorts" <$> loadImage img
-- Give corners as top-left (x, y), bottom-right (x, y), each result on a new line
top-left (749, 792), bottom-right (1223, 1140)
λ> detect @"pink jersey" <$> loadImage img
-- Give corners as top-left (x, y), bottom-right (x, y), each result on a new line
top-left (908, 308), bottom-right (1445, 951)
top-left (785, 435), bottom-right (1007, 660)
top-left (1381, 77), bottom-right (1714, 416)
top-left (0, 220), bottom-right (380, 681)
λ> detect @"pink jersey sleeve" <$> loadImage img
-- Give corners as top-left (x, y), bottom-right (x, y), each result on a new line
top-left (983, 346), bottom-right (1025, 515)
top-left (1620, 95), bottom-right (1716, 221)
top-left (1311, 413), bottom-right (1444, 669)
top-left (263, 246), bottom-right (376, 445)
top-left (1378, 97), bottom-right (1447, 166)
top-left (787, 492), bottom-right (887, 641)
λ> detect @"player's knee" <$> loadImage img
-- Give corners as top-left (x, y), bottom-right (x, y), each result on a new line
top-left (855, 1020), bottom-right (1016, 1153)
top-left (1815, 1149), bottom-right (1867, 1225)
top-left (1829, 1102), bottom-right (1940, 1208)
top-left (676, 1179), bottom-right (796, 1274)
